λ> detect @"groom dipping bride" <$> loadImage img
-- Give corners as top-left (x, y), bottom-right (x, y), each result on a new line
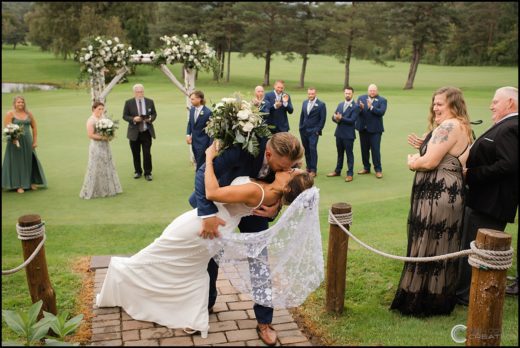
top-left (96, 132), bottom-right (323, 346)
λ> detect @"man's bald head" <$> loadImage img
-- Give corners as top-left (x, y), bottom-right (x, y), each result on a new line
top-left (255, 85), bottom-right (265, 99)
top-left (368, 84), bottom-right (378, 98)
top-left (490, 86), bottom-right (518, 123)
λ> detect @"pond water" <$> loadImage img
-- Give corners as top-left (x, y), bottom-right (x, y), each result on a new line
top-left (2, 82), bottom-right (58, 94)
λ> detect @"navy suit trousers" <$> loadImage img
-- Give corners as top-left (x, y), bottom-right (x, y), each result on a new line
top-left (300, 131), bottom-right (320, 173)
top-left (359, 130), bottom-right (382, 172)
top-left (335, 137), bottom-right (355, 176)
top-left (207, 215), bottom-right (273, 324)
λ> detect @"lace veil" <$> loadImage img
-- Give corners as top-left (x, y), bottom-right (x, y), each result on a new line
top-left (206, 186), bottom-right (324, 308)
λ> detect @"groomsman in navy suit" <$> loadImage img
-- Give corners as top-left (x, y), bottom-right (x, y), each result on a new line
top-left (356, 84), bottom-right (388, 178)
top-left (252, 85), bottom-right (272, 116)
top-left (264, 80), bottom-right (294, 133)
top-left (186, 90), bottom-right (213, 171)
top-left (299, 87), bottom-right (327, 177)
top-left (327, 86), bottom-right (360, 182)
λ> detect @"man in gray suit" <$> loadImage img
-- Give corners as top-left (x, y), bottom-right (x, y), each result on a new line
top-left (122, 84), bottom-right (157, 181)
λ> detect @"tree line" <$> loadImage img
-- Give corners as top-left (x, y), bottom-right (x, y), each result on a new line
top-left (2, 2), bottom-right (518, 89)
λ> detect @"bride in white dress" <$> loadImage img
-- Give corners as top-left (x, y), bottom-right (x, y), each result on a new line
top-left (96, 143), bottom-right (323, 338)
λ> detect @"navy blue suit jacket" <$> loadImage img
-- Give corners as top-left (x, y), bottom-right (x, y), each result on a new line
top-left (189, 137), bottom-right (274, 217)
top-left (333, 101), bottom-right (360, 140)
top-left (264, 91), bottom-right (294, 132)
top-left (355, 94), bottom-right (387, 133)
top-left (258, 99), bottom-right (272, 115)
top-left (186, 105), bottom-right (212, 153)
top-left (299, 98), bottom-right (327, 136)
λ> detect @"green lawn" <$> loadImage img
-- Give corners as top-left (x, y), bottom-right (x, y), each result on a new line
top-left (2, 44), bottom-right (518, 345)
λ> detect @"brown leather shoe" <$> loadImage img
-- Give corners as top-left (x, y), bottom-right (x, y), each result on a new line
top-left (357, 169), bottom-right (370, 174)
top-left (257, 323), bottom-right (277, 346)
top-left (375, 172), bottom-right (383, 178)
top-left (345, 176), bottom-right (353, 182)
top-left (309, 171), bottom-right (317, 178)
top-left (326, 171), bottom-right (340, 177)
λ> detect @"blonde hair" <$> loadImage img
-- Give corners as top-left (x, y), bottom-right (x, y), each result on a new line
top-left (12, 95), bottom-right (28, 113)
top-left (267, 132), bottom-right (304, 162)
top-left (428, 87), bottom-right (473, 143)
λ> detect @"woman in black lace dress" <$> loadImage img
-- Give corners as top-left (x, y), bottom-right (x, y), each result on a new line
top-left (390, 87), bottom-right (473, 316)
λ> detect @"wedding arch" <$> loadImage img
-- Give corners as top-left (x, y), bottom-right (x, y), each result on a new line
top-left (77, 34), bottom-right (217, 117)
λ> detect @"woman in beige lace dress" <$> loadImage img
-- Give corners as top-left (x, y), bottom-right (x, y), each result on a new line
top-left (390, 87), bottom-right (473, 316)
top-left (80, 101), bottom-right (122, 199)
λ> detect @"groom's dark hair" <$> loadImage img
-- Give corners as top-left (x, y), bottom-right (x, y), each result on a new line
top-left (267, 132), bottom-right (303, 162)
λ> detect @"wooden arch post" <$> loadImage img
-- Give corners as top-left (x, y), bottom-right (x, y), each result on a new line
top-left (326, 203), bottom-right (351, 314)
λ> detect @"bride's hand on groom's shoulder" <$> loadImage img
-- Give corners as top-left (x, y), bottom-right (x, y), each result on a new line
top-left (205, 141), bottom-right (220, 161)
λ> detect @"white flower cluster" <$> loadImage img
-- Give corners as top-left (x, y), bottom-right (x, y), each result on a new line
top-left (78, 36), bottom-right (133, 76)
top-left (215, 98), bottom-right (262, 133)
top-left (3, 123), bottom-right (22, 136)
top-left (155, 34), bottom-right (216, 70)
top-left (95, 117), bottom-right (119, 139)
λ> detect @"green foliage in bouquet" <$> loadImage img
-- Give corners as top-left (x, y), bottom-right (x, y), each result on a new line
top-left (205, 93), bottom-right (272, 157)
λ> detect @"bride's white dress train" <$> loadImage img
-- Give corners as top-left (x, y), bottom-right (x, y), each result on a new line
top-left (96, 177), bottom-right (323, 338)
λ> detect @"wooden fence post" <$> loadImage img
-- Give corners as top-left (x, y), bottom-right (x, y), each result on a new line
top-left (19, 214), bottom-right (57, 319)
top-left (326, 203), bottom-right (351, 314)
top-left (466, 228), bottom-right (511, 346)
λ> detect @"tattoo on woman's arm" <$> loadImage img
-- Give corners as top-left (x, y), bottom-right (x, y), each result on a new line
top-left (431, 123), bottom-right (454, 144)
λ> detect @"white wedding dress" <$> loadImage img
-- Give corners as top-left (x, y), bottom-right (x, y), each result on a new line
top-left (96, 177), bottom-right (323, 337)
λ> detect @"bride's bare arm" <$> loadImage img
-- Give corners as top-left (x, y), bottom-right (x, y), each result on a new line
top-left (204, 143), bottom-right (262, 206)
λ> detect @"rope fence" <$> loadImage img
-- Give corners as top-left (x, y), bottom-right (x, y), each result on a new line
top-left (328, 210), bottom-right (513, 270)
top-left (2, 222), bottom-right (46, 275)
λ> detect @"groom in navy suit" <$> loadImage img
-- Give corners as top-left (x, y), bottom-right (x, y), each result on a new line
top-left (327, 86), bottom-right (360, 182)
top-left (186, 90), bottom-right (213, 171)
top-left (264, 80), bottom-right (294, 133)
top-left (189, 132), bottom-right (304, 346)
top-left (299, 87), bottom-right (326, 177)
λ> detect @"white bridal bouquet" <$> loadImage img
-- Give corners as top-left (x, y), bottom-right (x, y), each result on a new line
top-left (3, 123), bottom-right (24, 148)
top-left (205, 93), bottom-right (271, 157)
top-left (95, 118), bottom-right (119, 140)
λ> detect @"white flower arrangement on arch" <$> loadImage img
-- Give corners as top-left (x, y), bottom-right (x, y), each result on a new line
top-left (76, 36), bottom-right (134, 78)
top-left (154, 34), bottom-right (217, 71)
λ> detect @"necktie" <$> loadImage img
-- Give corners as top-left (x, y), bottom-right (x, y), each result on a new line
top-left (138, 99), bottom-right (147, 132)
top-left (343, 101), bottom-right (350, 113)
top-left (194, 108), bottom-right (200, 123)
top-left (307, 100), bottom-right (314, 114)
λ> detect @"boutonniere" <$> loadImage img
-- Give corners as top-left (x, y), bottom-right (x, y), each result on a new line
top-left (314, 103), bottom-right (318, 108)
top-left (374, 98), bottom-right (378, 102)
top-left (147, 108), bottom-right (152, 113)
top-left (199, 111), bottom-right (204, 116)
top-left (260, 100), bottom-right (265, 105)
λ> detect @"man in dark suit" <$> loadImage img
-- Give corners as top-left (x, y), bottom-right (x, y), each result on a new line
top-left (186, 90), bottom-right (213, 171)
top-left (456, 86), bottom-right (518, 304)
top-left (264, 80), bottom-right (294, 134)
top-left (252, 85), bottom-right (272, 115)
top-left (327, 86), bottom-right (360, 182)
top-left (356, 84), bottom-right (387, 179)
top-left (299, 87), bottom-right (326, 177)
top-left (122, 83), bottom-right (157, 181)
top-left (189, 132), bottom-right (303, 346)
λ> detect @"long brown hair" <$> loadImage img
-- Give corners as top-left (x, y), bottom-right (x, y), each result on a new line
top-left (428, 86), bottom-right (473, 143)
top-left (282, 172), bottom-right (314, 205)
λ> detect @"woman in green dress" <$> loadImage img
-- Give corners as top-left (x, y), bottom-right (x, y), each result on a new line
top-left (2, 95), bottom-right (47, 193)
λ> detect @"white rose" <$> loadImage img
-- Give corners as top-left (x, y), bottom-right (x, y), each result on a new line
top-left (128, 46), bottom-right (132, 51)
top-left (79, 57), bottom-right (84, 62)
top-left (237, 109), bottom-right (250, 120)
top-left (189, 41), bottom-right (194, 45)
top-left (183, 34), bottom-right (188, 38)
top-left (221, 98), bottom-right (236, 104)
top-left (85, 54), bottom-right (91, 60)
top-left (242, 122), bottom-right (254, 132)
top-left (112, 47), bottom-right (117, 53)
top-left (215, 102), bottom-right (224, 109)
top-left (107, 40), bottom-right (112, 45)
top-left (87, 68), bottom-right (93, 73)
top-left (88, 45), bottom-right (93, 51)
top-left (195, 40), bottom-right (200, 45)
top-left (114, 37), bottom-right (119, 42)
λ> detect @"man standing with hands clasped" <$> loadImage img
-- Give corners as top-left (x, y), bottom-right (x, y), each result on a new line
top-left (455, 86), bottom-right (519, 303)
top-left (327, 86), bottom-right (360, 182)
top-left (299, 87), bottom-right (326, 177)
top-left (356, 84), bottom-right (387, 178)
top-left (264, 80), bottom-right (294, 134)
top-left (123, 83), bottom-right (157, 181)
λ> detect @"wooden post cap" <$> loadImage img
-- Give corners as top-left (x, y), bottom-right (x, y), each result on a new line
top-left (18, 215), bottom-right (41, 227)
top-left (331, 203), bottom-right (351, 214)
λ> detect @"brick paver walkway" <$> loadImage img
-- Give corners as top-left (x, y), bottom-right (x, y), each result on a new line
top-left (89, 256), bottom-right (313, 346)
